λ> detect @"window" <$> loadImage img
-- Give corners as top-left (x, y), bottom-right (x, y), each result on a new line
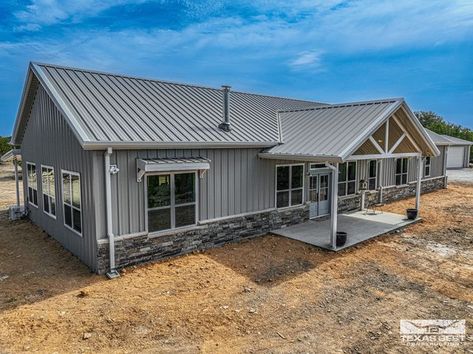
top-left (424, 157), bottom-right (431, 177)
top-left (368, 160), bottom-right (377, 190)
top-left (147, 172), bottom-right (196, 233)
top-left (26, 162), bottom-right (38, 206)
top-left (42, 166), bottom-right (56, 217)
top-left (338, 161), bottom-right (356, 196)
top-left (62, 171), bottom-right (82, 235)
top-left (395, 158), bottom-right (409, 186)
top-left (276, 165), bottom-right (304, 208)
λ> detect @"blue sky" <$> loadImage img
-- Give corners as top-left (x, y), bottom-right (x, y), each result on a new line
top-left (1, 0), bottom-right (473, 136)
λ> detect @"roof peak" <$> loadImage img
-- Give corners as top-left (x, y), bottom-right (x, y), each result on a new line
top-left (30, 61), bottom-right (321, 105)
top-left (277, 97), bottom-right (404, 114)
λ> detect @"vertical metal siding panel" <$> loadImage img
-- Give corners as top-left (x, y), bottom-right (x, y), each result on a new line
top-left (21, 85), bottom-right (98, 271)
top-left (228, 149), bottom-right (235, 216)
top-left (382, 158), bottom-right (395, 186)
top-left (221, 150), bottom-right (229, 216)
top-left (234, 150), bottom-right (242, 214)
top-left (408, 157), bottom-right (418, 182)
top-left (127, 151), bottom-right (138, 233)
top-left (207, 149), bottom-right (216, 219)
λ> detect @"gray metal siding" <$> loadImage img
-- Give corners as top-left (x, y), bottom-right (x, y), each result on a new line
top-left (20, 85), bottom-right (98, 270)
top-left (99, 148), bottom-right (299, 238)
top-left (430, 146), bottom-right (446, 177)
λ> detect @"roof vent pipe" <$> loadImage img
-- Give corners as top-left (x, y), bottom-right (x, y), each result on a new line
top-left (218, 85), bottom-right (231, 132)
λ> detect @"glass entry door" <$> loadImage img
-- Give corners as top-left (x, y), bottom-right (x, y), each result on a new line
top-left (309, 173), bottom-right (330, 218)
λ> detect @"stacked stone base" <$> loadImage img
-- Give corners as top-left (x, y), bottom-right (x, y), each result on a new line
top-left (97, 205), bottom-right (309, 274)
top-left (96, 176), bottom-right (447, 274)
top-left (338, 176), bottom-right (447, 213)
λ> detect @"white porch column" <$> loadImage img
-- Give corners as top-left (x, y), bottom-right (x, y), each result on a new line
top-left (13, 156), bottom-right (20, 207)
top-left (326, 163), bottom-right (339, 249)
top-left (415, 155), bottom-right (422, 212)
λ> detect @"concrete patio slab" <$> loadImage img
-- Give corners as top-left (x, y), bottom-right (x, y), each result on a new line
top-left (272, 210), bottom-right (419, 251)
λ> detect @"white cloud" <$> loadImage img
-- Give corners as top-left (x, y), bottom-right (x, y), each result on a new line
top-left (289, 51), bottom-right (324, 71)
top-left (14, 0), bottom-right (147, 30)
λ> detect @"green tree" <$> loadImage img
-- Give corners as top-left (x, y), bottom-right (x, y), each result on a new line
top-left (415, 111), bottom-right (473, 161)
top-left (0, 136), bottom-right (11, 156)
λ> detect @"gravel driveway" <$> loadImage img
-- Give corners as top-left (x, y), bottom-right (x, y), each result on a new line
top-left (447, 168), bottom-right (473, 184)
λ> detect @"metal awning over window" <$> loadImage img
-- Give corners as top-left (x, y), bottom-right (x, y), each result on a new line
top-left (136, 157), bottom-right (211, 182)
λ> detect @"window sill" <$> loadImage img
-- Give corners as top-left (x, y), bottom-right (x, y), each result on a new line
top-left (28, 201), bottom-right (38, 208)
top-left (44, 211), bottom-right (56, 219)
top-left (64, 224), bottom-right (83, 237)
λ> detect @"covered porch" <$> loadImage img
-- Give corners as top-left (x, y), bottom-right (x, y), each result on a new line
top-left (272, 210), bottom-right (419, 250)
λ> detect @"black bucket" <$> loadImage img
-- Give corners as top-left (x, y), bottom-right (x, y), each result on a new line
top-left (406, 208), bottom-right (418, 220)
top-left (336, 231), bottom-right (347, 247)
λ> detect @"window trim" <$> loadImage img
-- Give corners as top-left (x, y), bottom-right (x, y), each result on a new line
top-left (424, 156), bottom-right (431, 178)
top-left (338, 161), bottom-right (357, 197)
top-left (275, 163), bottom-right (305, 209)
top-left (41, 165), bottom-right (56, 219)
top-left (145, 170), bottom-right (199, 236)
top-left (26, 162), bottom-right (38, 208)
top-left (61, 169), bottom-right (82, 237)
top-left (395, 158), bottom-right (409, 186)
top-left (368, 160), bottom-right (378, 191)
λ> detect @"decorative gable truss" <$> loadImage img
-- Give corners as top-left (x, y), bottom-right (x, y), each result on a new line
top-left (349, 105), bottom-right (428, 160)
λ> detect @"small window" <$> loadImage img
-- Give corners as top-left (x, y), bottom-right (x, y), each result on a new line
top-left (26, 162), bottom-right (38, 207)
top-left (42, 166), bottom-right (56, 217)
top-left (62, 171), bottom-right (82, 235)
top-left (424, 157), bottom-right (431, 177)
top-left (276, 165), bottom-right (304, 208)
top-left (395, 158), bottom-right (409, 186)
top-left (147, 172), bottom-right (197, 233)
top-left (368, 160), bottom-right (377, 190)
top-left (338, 161), bottom-right (356, 196)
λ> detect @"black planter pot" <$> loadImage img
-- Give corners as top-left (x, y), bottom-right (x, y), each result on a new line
top-left (406, 208), bottom-right (418, 220)
top-left (336, 231), bottom-right (347, 247)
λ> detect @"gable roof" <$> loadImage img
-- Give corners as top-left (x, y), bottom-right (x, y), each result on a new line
top-left (11, 62), bottom-right (322, 149)
top-left (425, 128), bottom-right (453, 145)
top-left (441, 134), bottom-right (473, 146)
top-left (260, 99), bottom-right (440, 162)
top-left (425, 129), bottom-right (473, 146)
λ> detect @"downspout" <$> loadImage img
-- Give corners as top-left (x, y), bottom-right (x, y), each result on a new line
top-left (105, 147), bottom-right (120, 279)
top-left (13, 155), bottom-right (20, 207)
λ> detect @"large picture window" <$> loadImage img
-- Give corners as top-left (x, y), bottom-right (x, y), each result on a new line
top-left (42, 166), bottom-right (56, 217)
top-left (147, 172), bottom-right (196, 233)
top-left (395, 158), bottom-right (409, 185)
top-left (276, 165), bottom-right (304, 208)
top-left (26, 162), bottom-right (38, 206)
top-left (62, 171), bottom-right (82, 235)
top-left (368, 160), bottom-right (377, 190)
top-left (424, 156), bottom-right (431, 177)
top-left (338, 161), bottom-right (356, 196)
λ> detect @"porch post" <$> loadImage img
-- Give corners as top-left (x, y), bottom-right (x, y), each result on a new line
top-left (329, 163), bottom-right (339, 249)
top-left (13, 156), bottom-right (20, 207)
top-left (415, 155), bottom-right (422, 213)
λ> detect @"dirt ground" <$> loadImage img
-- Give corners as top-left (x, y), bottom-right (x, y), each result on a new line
top-left (0, 162), bottom-right (472, 353)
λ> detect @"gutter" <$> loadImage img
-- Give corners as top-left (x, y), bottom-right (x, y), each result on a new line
top-left (104, 147), bottom-right (120, 279)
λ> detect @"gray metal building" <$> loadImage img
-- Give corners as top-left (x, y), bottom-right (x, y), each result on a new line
top-left (10, 62), bottom-right (447, 274)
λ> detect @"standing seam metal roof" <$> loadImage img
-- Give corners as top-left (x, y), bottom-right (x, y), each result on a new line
top-left (22, 63), bottom-right (322, 148)
top-left (263, 99), bottom-right (403, 159)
